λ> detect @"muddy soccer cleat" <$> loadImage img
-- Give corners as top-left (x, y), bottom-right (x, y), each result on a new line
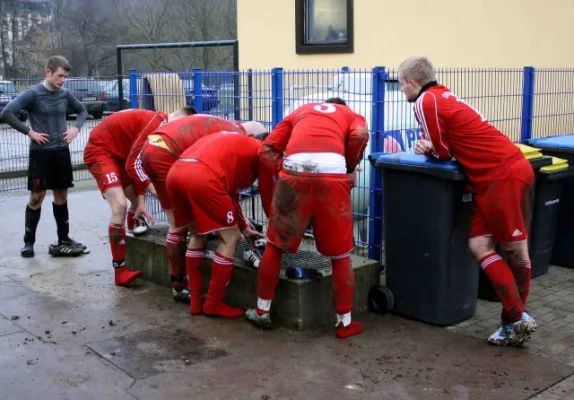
top-left (172, 287), bottom-right (191, 303)
top-left (510, 312), bottom-right (537, 346)
top-left (48, 239), bottom-right (85, 257)
top-left (243, 249), bottom-right (261, 268)
top-left (132, 216), bottom-right (149, 236)
top-left (244, 308), bottom-right (273, 330)
top-left (488, 324), bottom-right (513, 346)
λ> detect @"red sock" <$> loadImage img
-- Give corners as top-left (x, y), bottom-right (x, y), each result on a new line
top-left (256, 243), bottom-right (283, 315)
top-left (127, 208), bottom-right (137, 231)
top-left (508, 258), bottom-right (532, 304)
top-left (166, 232), bottom-right (187, 289)
top-left (185, 248), bottom-right (204, 315)
top-left (480, 253), bottom-right (525, 322)
top-left (203, 252), bottom-right (243, 318)
top-left (331, 256), bottom-right (355, 315)
top-left (109, 223), bottom-right (126, 262)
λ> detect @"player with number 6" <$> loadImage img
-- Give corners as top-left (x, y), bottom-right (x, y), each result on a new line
top-left (84, 107), bottom-right (197, 286)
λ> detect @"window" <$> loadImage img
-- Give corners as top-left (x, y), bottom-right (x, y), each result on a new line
top-left (296, 0), bottom-right (354, 54)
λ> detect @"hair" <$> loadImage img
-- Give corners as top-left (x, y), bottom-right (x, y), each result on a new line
top-left (254, 131), bottom-right (270, 141)
top-left (46, 56), bottom-right (71, 73)
top-left (172, 106), bottom-right (198, 117)
top-left (325, 97), bottom-right (346, 105)
top-left (398, 56), bottom-right (436, 86)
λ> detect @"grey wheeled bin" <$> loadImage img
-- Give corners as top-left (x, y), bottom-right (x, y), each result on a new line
top-left (528, 135), bottom-right (574, 268)
top-left (367, 152), bottom-right (478, 326)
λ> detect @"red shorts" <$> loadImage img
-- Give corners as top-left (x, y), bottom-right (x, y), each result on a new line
top-left (84, 143), bottom-right (133, 194)
top-left (166, 160), bottom-right (238, 233)
top-left (266, 170), bottom-right (354, 258)
top-left (470, 158), bottom-right (535, 243)
top-left (140, 141), bottom-right (178, 211)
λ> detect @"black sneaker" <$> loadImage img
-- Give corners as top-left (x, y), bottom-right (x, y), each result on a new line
top-left (21, 242), bottom-right (34, 258)
top-left (66, 237), bottom-right (87, 250)
top-left (48, 239), bottom-right (85, 257)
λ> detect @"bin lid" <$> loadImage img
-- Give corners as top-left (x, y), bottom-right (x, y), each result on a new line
top-left (528, 135), bottom-right (574, 154)
top-left (540, 156), bottom-right (569, 173)
top-left (515, 143), bottom-right (543, 160)
top-left (373, 152), bottom-right (466, 181)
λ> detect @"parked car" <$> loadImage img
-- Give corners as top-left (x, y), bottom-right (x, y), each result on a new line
top-left (0, 81), bottom-right (27, 122)
top-left (64, 78), bottom-right (107, 119)
top-left (102, 79), bottom-right (130, 113)
top-left (177, 72), bottom-right (220, 112)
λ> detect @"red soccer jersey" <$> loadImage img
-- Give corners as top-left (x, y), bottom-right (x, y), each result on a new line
top-left (156, 114), bottom-right (246, 157)
top-left (414, 84), bottom-right (524, 191)
top-left (181, 132), bottom-right (274, 230)
top-left (88, 109), bottom-right (167, 189)
top-left (259, 102), bottom-right (369, 174)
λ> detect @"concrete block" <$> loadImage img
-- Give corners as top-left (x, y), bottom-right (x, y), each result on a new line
top-left (126, 223), bottom-right (380, 331)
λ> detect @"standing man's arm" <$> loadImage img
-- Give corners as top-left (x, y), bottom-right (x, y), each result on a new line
top-left (62, 91), bottom-right (88, 144)
top-left (0, 89), bottom-right (49, 145)
top-left (345, 114), bottom-right (369, 173)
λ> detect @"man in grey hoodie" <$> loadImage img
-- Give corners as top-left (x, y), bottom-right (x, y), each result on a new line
top-left (0, 55), bottom-right (88, 258)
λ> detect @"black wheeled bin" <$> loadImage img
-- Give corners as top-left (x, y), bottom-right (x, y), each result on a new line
top-left (528, 135), bottom-right (574, 268)
top-left (477, 144), bottom-right (553, 301)
top-left (371, 152), bottom-right (478, 326)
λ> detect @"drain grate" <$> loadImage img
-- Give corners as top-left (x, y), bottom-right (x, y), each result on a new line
top-left (143, 225), bottom-right (332, 274)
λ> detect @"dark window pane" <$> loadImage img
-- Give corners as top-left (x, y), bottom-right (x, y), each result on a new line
top-left (305, 0), bottom-right (348, 44)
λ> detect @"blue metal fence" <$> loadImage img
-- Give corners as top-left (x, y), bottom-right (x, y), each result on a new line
top-left (1, 67), bottom-right (573, 262)
top-left (127, 66), bottom-right (574, 262)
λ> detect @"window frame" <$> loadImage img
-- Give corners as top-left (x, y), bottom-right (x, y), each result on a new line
top-left (295, 0), bottom-right (354, 55)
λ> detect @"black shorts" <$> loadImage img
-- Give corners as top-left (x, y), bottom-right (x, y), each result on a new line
top-left (28, 148), bottom-right (74, 192)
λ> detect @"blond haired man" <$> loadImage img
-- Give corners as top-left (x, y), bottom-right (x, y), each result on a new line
top-left (398, 56), bottom-right (536, 346)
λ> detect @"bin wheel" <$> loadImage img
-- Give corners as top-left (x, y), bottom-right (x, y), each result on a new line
top-left (368, 284), bottom-right (394, 315)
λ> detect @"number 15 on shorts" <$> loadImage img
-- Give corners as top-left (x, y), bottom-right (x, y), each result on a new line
top-left (106, 172), bottom-right (118, 184)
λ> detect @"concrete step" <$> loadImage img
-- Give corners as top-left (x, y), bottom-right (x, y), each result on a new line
top-left (126, 223), bottom-right (380, 330)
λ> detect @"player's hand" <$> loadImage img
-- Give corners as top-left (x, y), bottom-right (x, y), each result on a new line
top-left (414, 139), bottom-right (433, 155)
top-left (145, 183), bottom-right (157, 197)
top-left (134, 205), bottom-right (154, 226)
top-left (63, 127), bottom-right (80, 144)
top-left (242, 224), bottom-right (265, 248)
top-left (27, 130), bottom-right (49, 145)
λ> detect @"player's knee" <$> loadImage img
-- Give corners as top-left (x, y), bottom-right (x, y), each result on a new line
top-left (52, 189), bottom-right (68, 205)
top-left (218, 227), bottom-right (241, 248)
top-left (188, 233), bottom-right (205, 249)
top-left (468, 236), bottom-right (496, 260)
top-left (29, 191), bottom-right (46, 209)
top-left (110, 198), bottom-right (128, 220)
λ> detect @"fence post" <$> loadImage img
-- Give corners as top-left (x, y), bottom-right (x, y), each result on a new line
top-left (193, 68), bottom-right (203, 113)
top-left (368, 66), bottom-right (386, 266)
top-left (271, 67), bottom-right (284, 128)
top-left (521, 66), bottom-right (535, 143)
top-left (248, 69), bottom-right (254, 121)
top-left (129, 69), bottom-right (138, 109)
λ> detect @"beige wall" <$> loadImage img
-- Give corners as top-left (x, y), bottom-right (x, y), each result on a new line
top-left (238, 0), bottom-right (574, 70)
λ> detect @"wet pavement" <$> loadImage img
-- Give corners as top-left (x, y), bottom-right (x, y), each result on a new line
top-left (1, 183), bottom-right (574, 399)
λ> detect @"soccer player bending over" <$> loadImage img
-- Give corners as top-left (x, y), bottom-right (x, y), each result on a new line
top-left (135, 115), bottom-right (266, 302)
top-left (398, 56), bottom-right (536, 346)
top-left (84, 107), bottom-right (196, 287)
top-left (165, 131), bottom-right (274, 317)
top-left (245, 98), bottom-right (369, 339)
